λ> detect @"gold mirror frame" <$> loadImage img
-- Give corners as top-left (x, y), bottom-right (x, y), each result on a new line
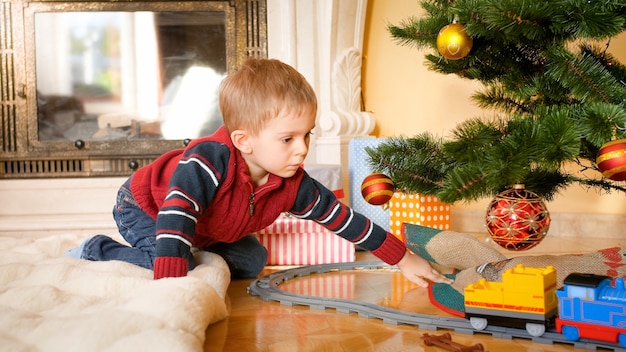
top-left (0, 0), bottom-right (266, 178)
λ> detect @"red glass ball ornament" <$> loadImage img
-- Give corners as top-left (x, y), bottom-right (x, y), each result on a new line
top-left (485, 184), bottom-right (550, 251)
top-left (360, 173), bottom-right (395, 206)
top-left (596, 139), bottom-right (626, 181)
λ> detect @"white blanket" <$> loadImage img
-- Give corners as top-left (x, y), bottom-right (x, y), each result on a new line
top-left (0, 233), bottom-right (230, 351)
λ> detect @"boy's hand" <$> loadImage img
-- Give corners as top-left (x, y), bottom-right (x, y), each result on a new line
top-left (396, 250), bottom-right (454, 288)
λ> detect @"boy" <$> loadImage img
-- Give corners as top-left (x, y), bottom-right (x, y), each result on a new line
top-left (67, 58), bottom-right (452, 287)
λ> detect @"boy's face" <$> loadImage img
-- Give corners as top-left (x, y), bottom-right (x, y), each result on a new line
top-left (242, 108), bottom-right (316, 183)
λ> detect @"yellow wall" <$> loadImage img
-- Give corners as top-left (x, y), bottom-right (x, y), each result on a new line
top-left (363, 0), bottom-right (626, 215)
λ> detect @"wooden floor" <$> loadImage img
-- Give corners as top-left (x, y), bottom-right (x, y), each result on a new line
top-left (204, 234), bottom-right (625, 351)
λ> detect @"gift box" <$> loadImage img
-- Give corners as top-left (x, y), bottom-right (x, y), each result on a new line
top-left (389, 192), bottom-right (451, 240)
top-left (305, 164), bottom-right (344, 200)
top-left (254, 164), bottom-right (352, 265)
top-left (254, 215), bottom-right (356, 265)
top-left (348, 138), bottom-right (390, 231)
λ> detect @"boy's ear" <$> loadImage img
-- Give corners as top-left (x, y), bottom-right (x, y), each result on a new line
top-left (231, 130), bottom-right (252, 154)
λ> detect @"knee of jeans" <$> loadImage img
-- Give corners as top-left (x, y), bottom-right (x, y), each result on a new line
top-left (255, 246), bottom-right (269, 270)
top-left (233, 246), bottom-right (268, 279)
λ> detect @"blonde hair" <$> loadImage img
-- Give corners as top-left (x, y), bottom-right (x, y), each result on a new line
top-left (218, 58), bottom-right (317, 135)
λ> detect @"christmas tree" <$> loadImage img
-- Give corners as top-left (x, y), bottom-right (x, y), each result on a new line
top-left (367, 0), bottom-right (626, 204)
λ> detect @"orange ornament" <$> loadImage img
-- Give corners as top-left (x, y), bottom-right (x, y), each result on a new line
top-left (360, 173), bottom-right (395, 206)
top-left (596, 139), bottom-right (626, 181)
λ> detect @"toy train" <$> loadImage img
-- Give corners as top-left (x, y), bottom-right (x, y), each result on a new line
top-left (464, 264), bottom-right (626, 348)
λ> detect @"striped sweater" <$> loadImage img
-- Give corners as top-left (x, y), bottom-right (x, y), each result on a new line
top-left (130, 126), bottom-right (406, 279)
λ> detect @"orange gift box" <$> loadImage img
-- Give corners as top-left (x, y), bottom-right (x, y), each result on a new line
top-left (389, 192), bottom-right (451, 240)
top-left (254, 214), bottom-right (356, 265)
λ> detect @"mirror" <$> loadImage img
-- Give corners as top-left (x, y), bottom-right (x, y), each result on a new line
top-left (0, 0), bottom-right (266, 178)
top-left (36, 10), bottom-right (226, 142)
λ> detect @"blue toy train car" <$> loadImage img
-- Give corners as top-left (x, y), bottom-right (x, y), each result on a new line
top-left (555, 273), bottom-right (626, 347)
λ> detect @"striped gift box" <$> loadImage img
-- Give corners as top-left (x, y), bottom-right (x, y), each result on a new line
top-left (254, 215), bottom-right (356, 265)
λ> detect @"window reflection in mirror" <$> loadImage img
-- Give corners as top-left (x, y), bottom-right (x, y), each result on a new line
top-left (35, 11), bottom-right (226, 142)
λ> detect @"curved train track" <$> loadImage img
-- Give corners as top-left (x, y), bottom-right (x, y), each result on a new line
top-left (248, 261), bottom-right (626, 351)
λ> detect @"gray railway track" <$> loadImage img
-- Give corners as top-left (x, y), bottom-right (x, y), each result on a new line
top-left (248, 261), bottom-right (626, 351)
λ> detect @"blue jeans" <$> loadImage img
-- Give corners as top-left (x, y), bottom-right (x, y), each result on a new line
top-left (81, 178), bottom-right (268, 278)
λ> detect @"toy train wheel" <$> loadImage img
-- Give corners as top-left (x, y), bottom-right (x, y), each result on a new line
top-left (560, 325), bottom-right (580, 342)
top-left (469, 317), bottom-right (488, 331)
top-left (525, 322), bottom-right (545, 337)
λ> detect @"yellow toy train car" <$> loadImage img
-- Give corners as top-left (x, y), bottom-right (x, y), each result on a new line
top-left (464, 264), bottom-right (558, 337)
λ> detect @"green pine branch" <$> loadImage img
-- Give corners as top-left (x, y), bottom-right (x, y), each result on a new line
top-left (369, 0), bottom-right (626, 203)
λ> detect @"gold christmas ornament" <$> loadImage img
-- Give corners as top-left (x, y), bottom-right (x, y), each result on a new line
top-left (436, 23), bottom-right (473, 60)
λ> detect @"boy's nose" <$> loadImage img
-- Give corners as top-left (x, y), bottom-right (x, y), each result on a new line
top-left (295, 138), bottom-right (309, 156)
